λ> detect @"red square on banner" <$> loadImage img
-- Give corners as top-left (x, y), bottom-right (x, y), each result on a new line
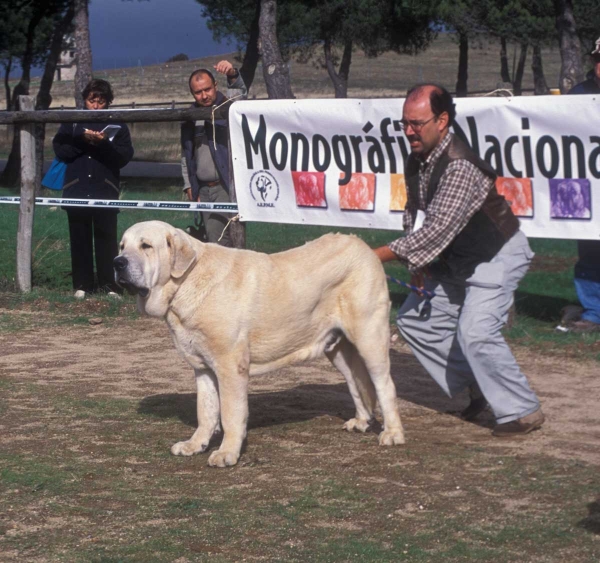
top-left (292, 171), bottom-right (327, 207)
top-left (339, 173), bottom-right (376, 211)
top-left (496, 177), bottom-right (533, 217)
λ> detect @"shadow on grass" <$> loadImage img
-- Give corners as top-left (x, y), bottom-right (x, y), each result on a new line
top-left (578, 499), bottom-right (600, 535)
top-left (515, 291), bottom-right (574, 322)
top-left (138, 385), bottom-right (363, 432)
top-left (137, 348), bottom-right (489, 434)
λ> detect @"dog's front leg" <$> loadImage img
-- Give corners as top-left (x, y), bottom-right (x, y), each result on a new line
top-left (207, 354), bottom-right (249, 468)
top-left (171, 368), bottom-right (220, 456)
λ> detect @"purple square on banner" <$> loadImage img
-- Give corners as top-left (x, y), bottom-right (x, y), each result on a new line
top-left (549, 178), bottom-right (591, 219)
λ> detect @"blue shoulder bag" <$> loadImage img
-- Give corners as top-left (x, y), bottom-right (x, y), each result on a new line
top-left (41, 158), bottom-right (67, 191)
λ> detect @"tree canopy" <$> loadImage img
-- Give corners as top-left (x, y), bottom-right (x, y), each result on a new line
top-left (196, 0), bottom-right (434, 97)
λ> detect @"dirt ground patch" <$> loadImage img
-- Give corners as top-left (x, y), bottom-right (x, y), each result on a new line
top-left (1, 318), bottom-right (599, 561)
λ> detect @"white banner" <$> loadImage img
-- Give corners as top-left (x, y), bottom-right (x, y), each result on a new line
top-left (230, 95), bottom-right (600, 239)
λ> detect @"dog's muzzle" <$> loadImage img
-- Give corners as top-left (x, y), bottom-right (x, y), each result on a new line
top-left (113, 255), bottom-right (149, 297)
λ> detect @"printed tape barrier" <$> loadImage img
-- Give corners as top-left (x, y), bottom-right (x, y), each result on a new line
top-left (0, 197), bottom-right (239, 213)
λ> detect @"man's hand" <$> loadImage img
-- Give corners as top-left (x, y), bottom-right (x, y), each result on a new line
top-left (184, 188), bottom-right (200, 202)
top-left (213, 60), bottom-right (237, 77)
top-left (373, 245), bottom-right (397, 263)
top-left (410, 267), bottom-right (430, 296)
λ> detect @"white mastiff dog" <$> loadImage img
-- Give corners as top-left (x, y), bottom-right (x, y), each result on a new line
top-left (114, 220), bottom-right (404, 467)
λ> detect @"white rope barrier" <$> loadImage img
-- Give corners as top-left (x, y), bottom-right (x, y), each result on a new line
top-left (0, 196), bottom-right (239, 213)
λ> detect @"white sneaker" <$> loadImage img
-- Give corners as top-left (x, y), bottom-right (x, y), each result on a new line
top-left (107, 291), bottom-right (122, 300)
top-left (74, 290), bottom-right (86, 300)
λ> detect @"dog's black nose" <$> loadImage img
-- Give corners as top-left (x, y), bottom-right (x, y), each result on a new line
top-left (113, 255), bottom-right (128, 272)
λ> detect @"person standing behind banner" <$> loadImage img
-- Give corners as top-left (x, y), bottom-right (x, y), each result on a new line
top-left (564, 37), bottom-right (600, 333)
top-left (53, 79), bottom-right (134, 299)
top-left (181, 60), bottom-right (246, 247)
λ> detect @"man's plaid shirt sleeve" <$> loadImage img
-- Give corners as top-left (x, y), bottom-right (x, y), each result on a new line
top-left (388, 160), bottom-right (493, 271)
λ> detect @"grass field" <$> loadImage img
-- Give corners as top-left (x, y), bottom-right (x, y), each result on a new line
top-left (0, 285), bottom-right (599, 562)
top-left (1, 183), bottom-right (599, 562)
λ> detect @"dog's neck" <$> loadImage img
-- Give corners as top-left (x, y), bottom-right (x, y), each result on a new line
top-left (137, 279), bottom-right (180, 318)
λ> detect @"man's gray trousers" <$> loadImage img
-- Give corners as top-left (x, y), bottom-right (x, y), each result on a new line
top-left (199, 183), bottom-right (232, 247)
top-left (396, 230), bottom-right (541, 424)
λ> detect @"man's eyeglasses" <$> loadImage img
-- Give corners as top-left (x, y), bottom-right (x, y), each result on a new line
top-left (399, 115), bottom-right (437, 132)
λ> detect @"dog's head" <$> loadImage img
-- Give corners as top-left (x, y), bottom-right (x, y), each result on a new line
top-left (114, 221), bottom-right (198, 316)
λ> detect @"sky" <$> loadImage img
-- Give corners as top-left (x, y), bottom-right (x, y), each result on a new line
top-left (89, 0), bottom-right (233, 70)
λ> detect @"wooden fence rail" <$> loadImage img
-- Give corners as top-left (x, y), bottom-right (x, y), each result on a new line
top-left (6, 94), bottom-right (244, 293)
top-left (0, 104), bottom-right (230, 125)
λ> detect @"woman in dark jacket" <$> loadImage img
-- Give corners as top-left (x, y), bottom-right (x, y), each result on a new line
top-left (53, 79), bottom-right (134, 298)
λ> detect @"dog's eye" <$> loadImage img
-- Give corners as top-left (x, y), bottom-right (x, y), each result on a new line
top-left (141, 242), bottom-right (152, 250)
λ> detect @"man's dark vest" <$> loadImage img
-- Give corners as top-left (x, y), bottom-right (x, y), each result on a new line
top-left (405, 135), bottom-right (519, 280)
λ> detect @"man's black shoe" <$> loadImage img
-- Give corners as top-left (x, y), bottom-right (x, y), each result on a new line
top-left (460, 397), bottom-right (488, 421)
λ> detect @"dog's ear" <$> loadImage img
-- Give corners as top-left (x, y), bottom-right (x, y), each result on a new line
top-left (168, 230), bottom-right (198, 279)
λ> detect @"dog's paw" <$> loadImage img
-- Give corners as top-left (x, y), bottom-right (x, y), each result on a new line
top-left (208, 449), bottom-right (239, 468)
top-left (171, 440), bottom-right (208, 456)
top-left (343, 417), bottom-right (371, 433)
top-left (378, 428), bottom-right (405, 446)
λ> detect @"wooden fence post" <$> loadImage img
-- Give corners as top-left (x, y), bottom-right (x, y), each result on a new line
top-left (228, 136), bottom-right (246, 249)
top-left (227, 88), bottom-right (246, 249)
top-left (16, 96), bottom-right (36, 293)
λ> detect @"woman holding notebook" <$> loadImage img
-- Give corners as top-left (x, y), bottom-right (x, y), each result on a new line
top-left (53, 79), bottom-right (134, 299)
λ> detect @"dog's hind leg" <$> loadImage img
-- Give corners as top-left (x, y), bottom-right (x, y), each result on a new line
top-left (326, 336), bottom-right (378, 433)
top-left (171, 368), bottom-right (221, 456)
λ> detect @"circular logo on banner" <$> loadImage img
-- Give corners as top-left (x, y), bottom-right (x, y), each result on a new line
top-left (249, 171), bottom-right (280, 208)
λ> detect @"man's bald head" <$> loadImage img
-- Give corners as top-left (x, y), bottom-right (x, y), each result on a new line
top-left (406, 84), bottom-right (456, 127)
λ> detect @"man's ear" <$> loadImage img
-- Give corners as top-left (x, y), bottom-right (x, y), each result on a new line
top-left (168, 230), bottom-right (198, 279)
top-left (438, 111), bottom-right (449, 131)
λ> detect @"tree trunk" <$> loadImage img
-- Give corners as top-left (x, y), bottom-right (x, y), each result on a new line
top-left (3, 57), bottom-right (12, 110)
top-left (239, 0), bottom-right (261, 90)
top-left (513, 42), bottom-right (528, 96)
top-left (0, 9), bottom-right (44, 187)
top-left (555, 0), bottom-right (584, 93)
top-left (74, 0), bottom-right (93, 108)
top-left (37, 5), bottom-right (75, 111)
top-left (532, 44), bottom-right (549, 95)
top-left (258, 0), bottom-right (294, 99)
top-left (455, 32), bottom-right (468, 97)
top-left (324, 38), bottom-right (352, 98)
top-left (35, 4), bottom-right (76, 194)
top-left (1, 122), bottom-right (22, 187)
top-left (500, 37), bottom-right (511, 84)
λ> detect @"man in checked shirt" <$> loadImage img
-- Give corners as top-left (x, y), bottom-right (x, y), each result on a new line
top-left (374, 84), bottom-right (544, 437)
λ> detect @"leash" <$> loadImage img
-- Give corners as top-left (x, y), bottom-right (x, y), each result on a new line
top-left (217, 213), bottom-right (240, 242)
top-left (211, 93), bottom-right (244, 150)
top-left (386, 274), bottom-right (435, 318)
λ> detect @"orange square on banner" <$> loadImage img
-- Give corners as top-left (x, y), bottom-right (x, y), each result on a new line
top-left (390, 174), bottom-right (407, 211)
top-left (495, 177), bottom-right (533, 217)
top-left (339, 173), bottom-right (375, 211)
top-left (291, 171), bottom-right (327, 207)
